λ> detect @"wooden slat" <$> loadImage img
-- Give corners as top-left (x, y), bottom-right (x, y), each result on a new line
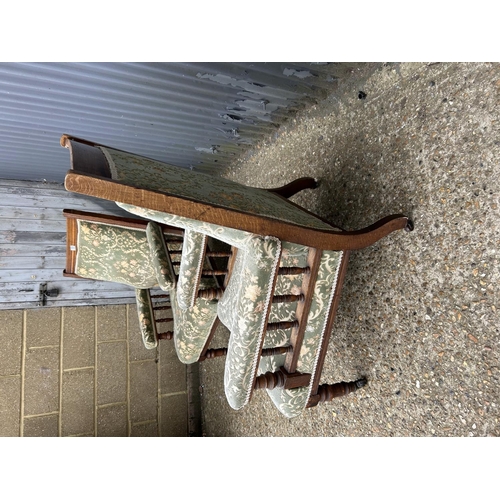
top-left (0, 191), bottom-right (121, 210)
top-left (5, 297), bottom-right (136, 309)
top-left (66, 217), bottom-right (77, 275)
top-left (0, 205), bottom-right (74, 220)
top-left (0, 268), bottom-right (86, 282)
top-left (0, 256), bottom-right (65, 269)
top-left (0, 231), bottom-right (66, 244)
top-left (0, 244), bottom-right (66, 257)
top-left (0, 218), bottom-right (66, 233)
top-left (0, 179), bottom-right (149, 309)
top-left (0, 286), bottom-right (136, 307)
top-left (284, 248), bottom-right (323, 374)
top-left (0, 279), bottom-right (136, 296)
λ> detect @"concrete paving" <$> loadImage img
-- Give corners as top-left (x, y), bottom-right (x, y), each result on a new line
top-left (199, 62), bottom-right (500, 436)
top-left (0, 305), bottom-right (188, 436)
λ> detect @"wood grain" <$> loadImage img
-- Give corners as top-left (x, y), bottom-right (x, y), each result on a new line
top-left (64, 171), bottom-right (410, 251)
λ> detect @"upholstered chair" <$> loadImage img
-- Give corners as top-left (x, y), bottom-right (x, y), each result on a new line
top-left (61, 135), bottom-right (413, 417)
top-left (63, 210), bottom-right (221, 351)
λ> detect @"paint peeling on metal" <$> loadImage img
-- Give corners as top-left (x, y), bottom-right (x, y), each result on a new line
top-left (0, 62), bottom-right (357, 182)
top-left (283, 68), bottom-right (316, 79)
top-left (195, 146), bottom-right (219, 154)
top-left (195, 73), bottom-right (269, 93)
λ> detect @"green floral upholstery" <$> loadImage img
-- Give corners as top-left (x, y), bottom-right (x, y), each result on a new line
top-left (135, 288), bottom-right (157, 349)
top-left (222, 236), bottom-right (281, 410)
top-left (196, 237), bottom-right (345, 418)
top-left (75, 219), bottom-right (178, 350)
top-left (171, 290), bottom-right (219, 364)
top-left (117, 203), bottom-right (256, 249)
top-left (258, 250), bottom-right (344, 418)
top-left (100, 146), bottom-right (335, 232)
top-left (116, 202), bottom-right (344, 418)
top-left (75, 220), bottom-right (158, 289)
top-left (177, 229), bottom-right (207, 310)
top-left (217, 250), bottom-right (244, 330)
top-left (217, 241), bottom-right (310, 405)
top-left (146, 222), bottom-right (176, 291)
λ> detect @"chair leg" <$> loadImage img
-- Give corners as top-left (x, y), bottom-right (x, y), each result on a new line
top-left (266, 177), bottom-right (319, 199)
top-left (307, 378), bottom-right (367, 407)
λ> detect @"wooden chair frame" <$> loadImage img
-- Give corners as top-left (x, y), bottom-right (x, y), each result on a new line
top-left (63, 209), bottom-right (232, 344)
top-left (61, 135), bottom-right (414, 412)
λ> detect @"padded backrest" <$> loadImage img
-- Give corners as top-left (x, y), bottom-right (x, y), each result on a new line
top-left (75, 219), bottom-right (158, 288)
top-left (98, 145), bottom-right (333, 232)
top-left (146, 222), bottom-right (176, 291)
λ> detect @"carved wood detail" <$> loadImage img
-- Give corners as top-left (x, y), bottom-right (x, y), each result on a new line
top-left (254, 368), bottom-right (311, 390)
top-left (271, 294), bottom-right (304, 304)
top-left (197, 288), bottom-right (224, 300)
top-left (278, 266), bottom-right (310, 276)
top-left (318, 378), bottom-right (367, 401)
top-left (157, 331), bottom-right (173, 340)
top-left (153, 305), bottom-right (171, 311)
top-left (266, 177), bottom-right (319, 199)
top-left (201, 269), bottom-right (227, 276)
top-left (267, 320), bottom-right (299, 331)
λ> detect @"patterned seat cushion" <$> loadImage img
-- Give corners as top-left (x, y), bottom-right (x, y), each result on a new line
top-left (171, 291), bottom-right (219, 364)
top-left (220, 236), bottom-right (281, 411)
top-left (258, 250), bottom-right (344, 418)
top-left (176, 229), bottom-right (208, 310)
top-left (217, 241), bottom-right (344, 417)
top-left (145, 222), bottom-right (176, 291)
top-left (75, 220), bottom-right (158, 289)
top-left (135, 288), bottom-right (158, 349)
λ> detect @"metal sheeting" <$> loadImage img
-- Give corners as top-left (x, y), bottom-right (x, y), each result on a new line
top-left (0, 62), bottom-right (356, 182)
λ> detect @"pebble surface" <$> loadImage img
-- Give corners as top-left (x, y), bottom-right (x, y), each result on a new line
top-left (199, 62), bottom-right (500, 437)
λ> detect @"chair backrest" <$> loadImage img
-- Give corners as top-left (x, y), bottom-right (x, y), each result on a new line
top-left (63, 209), bottom-right (182, 289)
top-left (64, 209), bottom-right (233, 349)
top-left (61, 135), bottom-right (411, 251)
top-left (60, 136), bottom-right (414, 416)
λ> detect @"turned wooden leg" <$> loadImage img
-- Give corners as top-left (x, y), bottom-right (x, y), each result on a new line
top-left (157, 331), bottom-right (173, 340)
top-left (254, 368), bottom-right (311, 390)
top-left (307, 378), bottom-right (367, 407)
top-left (267, 177), bottom-right (319, 199)
top-left (199, 345), bottom-right (292, 362)
top-left (197, 287), bottom-right (224, 300)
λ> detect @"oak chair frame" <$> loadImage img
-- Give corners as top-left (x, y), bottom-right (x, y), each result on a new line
top-left (63, 209), bottom-right (230, 344)
top-left (61, 135), bottom-right (413, 411)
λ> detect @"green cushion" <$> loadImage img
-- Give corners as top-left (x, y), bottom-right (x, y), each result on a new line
top-left (116, 203), bottom-right (256, 249)
top-left (176, 229), bottom-right (207, 310)
top-left (75, 220), bottom-right (158, 289)
top-left (220, 236), bottom-right (281, 410)
top-left (145, 222), bottom-right (176, 291)
top-left (135, 288), bottom-right (158, 349)
top-left (172, 292), bottom-right (219, 364)
top-left (220, 241), bottom-right (310, 411)
top-left (101, 146), bottom-right (333, 232)
top-left (258, 250), bottom-right (344, 418)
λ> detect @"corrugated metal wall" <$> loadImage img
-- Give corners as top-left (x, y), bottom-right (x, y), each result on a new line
top-left (0, 62), bottom-right (357, 182)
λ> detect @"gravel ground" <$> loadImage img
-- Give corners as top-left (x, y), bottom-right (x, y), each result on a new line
top-left (198, 62), bottom-right (500, 437)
